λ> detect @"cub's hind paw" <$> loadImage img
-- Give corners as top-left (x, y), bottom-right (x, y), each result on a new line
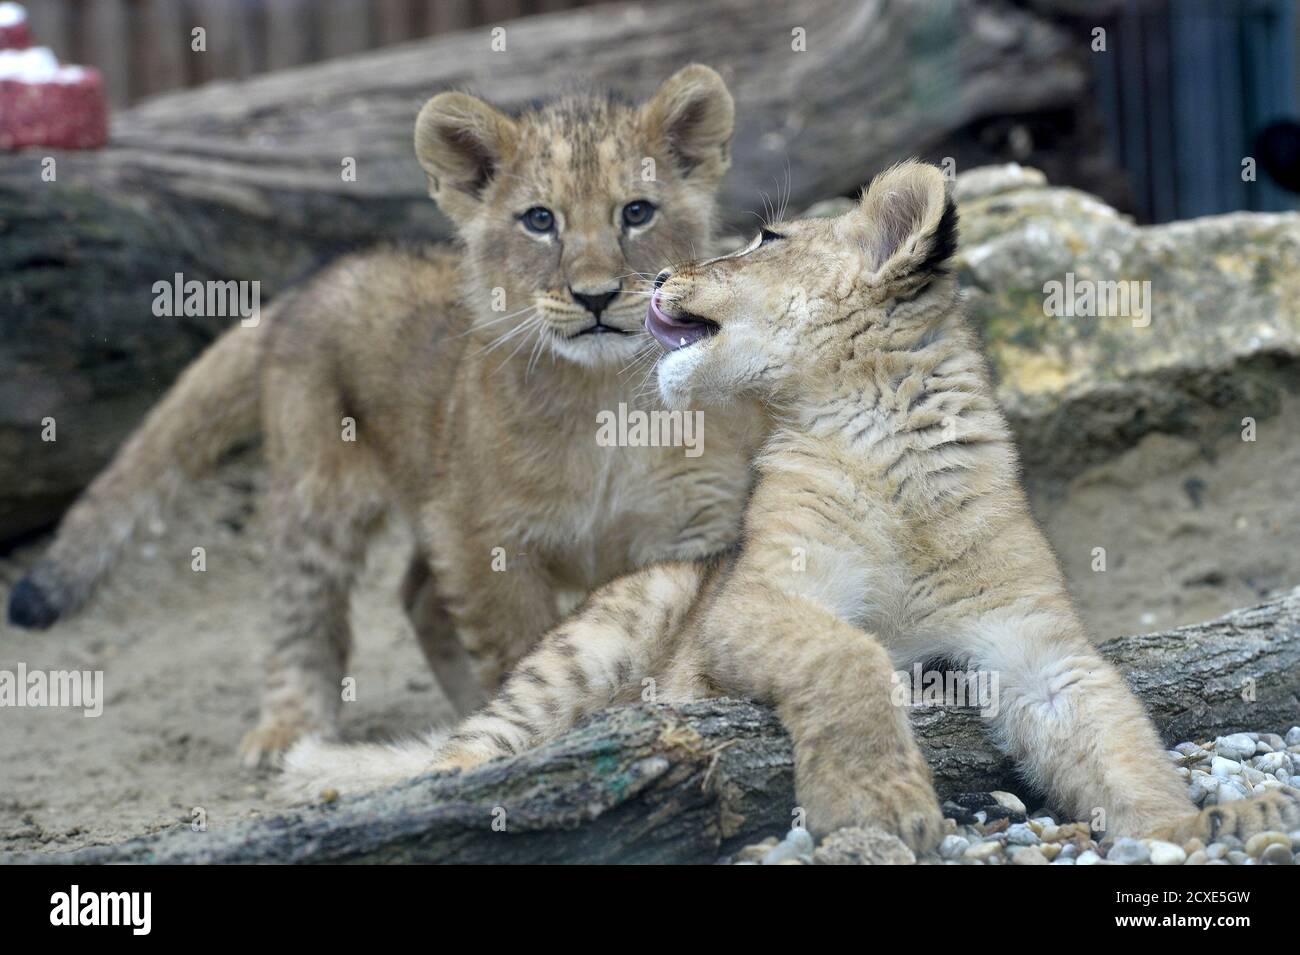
top-left (1152, 786), bottom-right (1300, 844)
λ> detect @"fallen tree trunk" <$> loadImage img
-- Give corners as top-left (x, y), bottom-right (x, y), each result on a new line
top-left (0, 0), bottom-right (1092, 539)
top-left (27, 588), bottom-right (1300, 864)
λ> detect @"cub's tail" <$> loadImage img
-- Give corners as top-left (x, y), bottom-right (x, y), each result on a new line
top-left (8, 316), bottom-right (269, 629)
top-left (277, 731), bottom-right (450, 803)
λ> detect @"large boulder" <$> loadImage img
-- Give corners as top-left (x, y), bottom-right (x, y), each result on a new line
top-left (806, 164), bottom-right (1300, 480)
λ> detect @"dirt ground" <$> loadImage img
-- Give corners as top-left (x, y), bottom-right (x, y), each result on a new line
top-left (3, 413), bottom-right (1299, 856)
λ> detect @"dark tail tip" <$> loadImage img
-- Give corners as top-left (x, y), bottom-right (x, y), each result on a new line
top-left (7, 575), bottom-right (62, 629)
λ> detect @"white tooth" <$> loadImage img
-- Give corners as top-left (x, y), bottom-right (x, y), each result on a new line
top-left (679, 337), bottom-right (686, 346)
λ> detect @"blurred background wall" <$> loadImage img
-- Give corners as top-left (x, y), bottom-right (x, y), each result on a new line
top-left (26, 0), bottom-right (617, 106)
top-left (19, 0), bottom-right (1300, 223)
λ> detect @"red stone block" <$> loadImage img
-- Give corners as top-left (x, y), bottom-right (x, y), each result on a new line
top-left (0, 54), bottom-right (108, 150)
top-left (0, 3), bottom-right (29, 51)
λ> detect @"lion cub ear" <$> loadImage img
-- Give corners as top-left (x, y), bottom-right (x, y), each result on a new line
top-left (849, 160), bottom-right (958, 281)
top-left (414, 92), bottom-right (519, 221)
top-left (640, 65), bottom-right (735, 181)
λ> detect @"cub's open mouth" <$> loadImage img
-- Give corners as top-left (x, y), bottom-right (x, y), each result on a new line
top-left (572, 322), bottom-right (627, 337)
top-left (646, 290), bottom-right (719, 351)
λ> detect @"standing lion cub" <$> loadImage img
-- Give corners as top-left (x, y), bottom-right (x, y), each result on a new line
top-left (9, 66), bottom-right (759, 766)
top-left (284, 161), bottom-right (1299, 851)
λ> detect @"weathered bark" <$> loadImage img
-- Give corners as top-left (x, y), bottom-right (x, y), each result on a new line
top-left (0, 0), bottom-right (1092, 539)
top-left (25, 588), bottom-right (1300, 864)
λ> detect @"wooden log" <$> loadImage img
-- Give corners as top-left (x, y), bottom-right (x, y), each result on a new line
top-left (25, 588), bottom-right (1300, 864)
top-left (0, 0), bottom-right (1095, 540)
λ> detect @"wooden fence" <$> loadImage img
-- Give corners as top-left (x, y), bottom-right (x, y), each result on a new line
top-left (22, 0), bottom-right (612, 108)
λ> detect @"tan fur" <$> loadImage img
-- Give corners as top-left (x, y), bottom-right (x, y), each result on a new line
top-left (12, 67), bottom-right (761, 767)
top-left (284, 161), bottom-right (1298, 851)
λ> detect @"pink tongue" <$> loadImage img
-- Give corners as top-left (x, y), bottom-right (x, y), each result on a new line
top-left (646, 291), bottom-right (711, 351)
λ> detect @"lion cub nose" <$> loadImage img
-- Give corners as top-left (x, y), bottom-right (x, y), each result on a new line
top-left (569, 285), bottom-right (620, 317)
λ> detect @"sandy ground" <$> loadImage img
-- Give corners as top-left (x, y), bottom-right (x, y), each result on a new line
top-left (3, 413), bottom-right (1299, 856)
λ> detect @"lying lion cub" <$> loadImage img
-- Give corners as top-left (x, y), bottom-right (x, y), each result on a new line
top-left (284, 161), bottom-right (1298, 852)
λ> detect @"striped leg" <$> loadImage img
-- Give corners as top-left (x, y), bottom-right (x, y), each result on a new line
top-left (431, 562), bottom-right (707, 771)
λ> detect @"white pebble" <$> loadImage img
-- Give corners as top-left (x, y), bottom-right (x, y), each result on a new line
top-left (989, 791), bottom-right (1027, 815)
top-left (1149, 840), bottom-right (1186, 865)
top-left (1005, 823), bottom-right (1039, 846)
top-left (1108, 837), bottom-right (1150, 865)
top-left (939, 834), bottom-right (970, 859)
top-left (1211, 755), bottom-right (1242, 777)
top-left (1216, 734), bottom-right (1257, 761)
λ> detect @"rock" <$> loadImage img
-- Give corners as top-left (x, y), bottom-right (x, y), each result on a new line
top-left (1244, 831), bottom-right (1292, 858)
top-left (1076, 849), bottom-right (1103, 865)
top-left (943, 792), bottom-right (1027, 825)
top-left (1216, 779), bottom-right (1248, 802)
top-left (1260, 844), bottom-right (1294, 865)
top-left (990, 791), bottom-right (1028, 815)
top-left (963, 841), bottom-right (1002, 862)
top-left (952, 166), bottom-right (1300, 483)
top-left (1005, 823), bottom-right (1040, 847)
top-left (1211, 756), bottom-right (1242, 778)
top-left (1286, 728), bottom-right (1300, 746)
top-left (733, 839), bottom-right (778, 863)
top-left (940, 801), bottom-right (981, 825)
top-left (1188, 772), bottom-right (1217, 805)
top-left (761, 828), bottom-right (815, 865)
top-left (813, 826), bottom-right (916, 866)
top-left (1149, 841), bottom-right (1186, 866)
top-left (1107, 838), bottom-right (1151, 865)
top-left (951, 163), bottom-right (1047, 203)
top-left (1039, 842), bottom-right (1061, 861)
top-left (1011, 846), bottom-right (1049, 865)
top-left (938, 835), bottom-right (971, 860)
top-left (1256, 752), bottom-right (1290, 777)
top-left (1186, 850), bottom-right (1208, 865)
top-left (1215, 734), bottom-right (1258, 761)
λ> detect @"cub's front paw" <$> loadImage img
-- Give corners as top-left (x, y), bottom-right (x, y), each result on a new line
top-left (798, 762), bottom-right (944, 854)
top-left (239, 719), bottom-right (330, 769)
top-left (1152, 786), bottom-right (1300, 844)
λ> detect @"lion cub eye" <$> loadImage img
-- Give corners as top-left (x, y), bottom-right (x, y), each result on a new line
top-left (759, 228), bottom-right (785, 245)
top-left (521, 207), bottom-right (556, 234)
top-left (622, 200), bottom-right (656, 228)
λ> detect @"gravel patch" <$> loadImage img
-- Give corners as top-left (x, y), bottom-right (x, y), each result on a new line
top-left (724, 728), bottom-right (1300, 865)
